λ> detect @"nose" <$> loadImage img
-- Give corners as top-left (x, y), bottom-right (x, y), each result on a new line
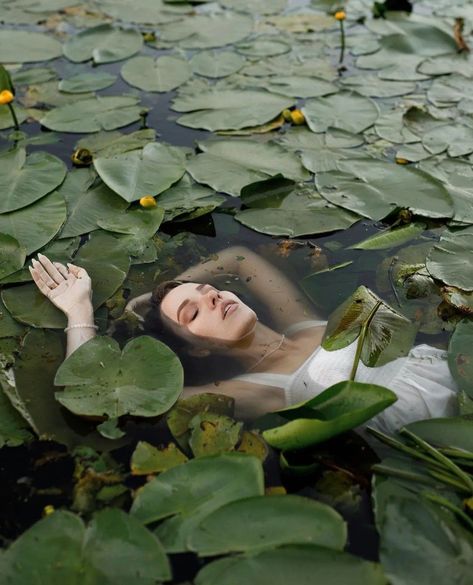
top-left (204, 288), bottom-right (219, 309)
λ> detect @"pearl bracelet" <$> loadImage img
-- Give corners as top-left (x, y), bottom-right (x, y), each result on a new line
top-left (64, 323), bottom-right (99, 333)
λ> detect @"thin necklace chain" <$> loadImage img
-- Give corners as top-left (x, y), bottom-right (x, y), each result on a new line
top-left (246, 334), bottom-right (286, 373)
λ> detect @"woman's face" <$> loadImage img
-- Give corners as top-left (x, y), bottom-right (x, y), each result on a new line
top-left (160, 283), bottom-right (257, 343)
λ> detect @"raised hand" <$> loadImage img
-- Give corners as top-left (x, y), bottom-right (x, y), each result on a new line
top-left (29, 253), bottom-right (93, 316)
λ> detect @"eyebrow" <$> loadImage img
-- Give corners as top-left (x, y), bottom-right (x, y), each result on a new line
top-left (176, 283), bottom-right (208, 323)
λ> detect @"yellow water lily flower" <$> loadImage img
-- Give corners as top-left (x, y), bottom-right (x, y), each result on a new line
top-left (42, 504), bottom-right (55, 517)
top-left (140, 195), bottom-right (157, 208)
top-left (71, 147), bottom-right (93, 166)
top-left (0, 89), bottom-right (14, 105)
top-left (290, 110), bottom-right (305, 125)
top-left (334, 10), bottom-right (346, 21)
top-left (282, 109), bottom-right (293, 122)
top-left (395, 157), bottom-right (409, 165)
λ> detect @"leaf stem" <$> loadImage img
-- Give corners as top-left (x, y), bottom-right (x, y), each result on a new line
top-left (423, 492), bottom-right (473, 532)
top-left (339, 20), bottom-right (345, 64)
top-left (7, 102), bottom-right (19, 132)
top-left (349, 300), bottom-right (381, 381)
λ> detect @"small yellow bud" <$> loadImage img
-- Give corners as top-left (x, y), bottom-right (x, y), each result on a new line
top-left (71, 147), bottom-right (93, 166)
top-left (43, 504), bottom-right (55, 517)
top-left (290, 109), bottom-right (305, 125)
top-left (282, 109), bottom-right (293, 122)
top-left (139, 195), bottom-right (157, 208)
top-left (334, 10), bottom-right (346, 21)
top-left (0, 89), bottom-right (14, 105)
top-left (395, 157), bottom-right (409, 165)
top-left (142, 32), bottom-right (156, 43)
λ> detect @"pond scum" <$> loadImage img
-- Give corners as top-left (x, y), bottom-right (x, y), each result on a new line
top-left (0, 0), bottom-right (473, 582)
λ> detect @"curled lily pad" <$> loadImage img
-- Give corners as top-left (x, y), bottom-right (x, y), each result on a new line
top-left (195, 544), bottom-right (388, 585)
top-left (0, 29), bottom-right (62, 63)
top-left (94, 143), bottom-right (186, 202)
top-left (189, 494), bottom-right (347, 555)
top-left (40, 96), bottom-right (143, 133)
top-left (0, 509), bottom-right (171, 584)
top-left (0, 148), bottom-right (66, 214)
top-left (262, 380), bottom-right (397, 450)
top-left (121, 55), bottom-right (192, 92)
top-left (55, 335), bottom-right (183, 418)
top-left (187, 139), bottom-right (309, 196)
top-left (63, 24), bottom-right (143, 64)
top-left (302, 91), bottom-right (379, 134)
top-left (350, 223), bottom-right (427, 251)
top-left (172, 89), bottom-right (293, 131)
top-left (316, 159), bottom-right (453, 221)
top-left (322, 286), bottom-right (417, 366)
top-left (130, 453), bottom-right (264, 552)
top-left (426, 227), bottom-right (473, 291)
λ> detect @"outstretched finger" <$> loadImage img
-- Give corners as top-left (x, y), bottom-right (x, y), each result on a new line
top-left (31, 259), bottom-right (57, 288)
top-left (53, 261), bottom-right (69, 279)
top-left (29, 267), bottom-right (52, 298)
top-left (67, 262), bottom-right (88, 279)
top-left (37, 253), bottom-right (64, 284)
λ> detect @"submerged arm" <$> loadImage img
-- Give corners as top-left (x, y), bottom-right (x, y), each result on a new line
top-left (29, 254), bottom-right (96, 357)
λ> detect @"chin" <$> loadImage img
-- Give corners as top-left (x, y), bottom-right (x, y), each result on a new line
top-left (227, 307), bottom-right (257, 342)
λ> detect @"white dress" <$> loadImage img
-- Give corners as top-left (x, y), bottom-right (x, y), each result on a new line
top-left (235, 320), bottom-right (459, 434)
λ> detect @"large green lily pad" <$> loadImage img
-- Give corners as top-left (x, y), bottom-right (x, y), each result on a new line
top-left (0, 148), bottom-right (66, 214)
top-left (187, 139), bottom-right (309, 196)
top-left (63, 23), bottom-right (143, 64)
top-left (158, 175), bottom-right (225, 222)
top-left (94, 143), bottom-right (186, 202)
top-left (59, 71), bottom-right (117, 93)
top-left (131, 453), bottom-right (264, 552)
top-left (75, 129), bottom-right (156, 158)
top-left (236, 176), bottom-right (359, 237)
top-left (0, 29), bottom-right (62, 63)
top-left (172, 89), bottom-right (293, 131)
top-left (97, 0), bottom-right (189, 24)
top-left (322, 286), bottom-right (417, 366)
top-left (55, 335), bottom-right (183, 418)
top-left (189, 494), bottom-right (346, 556)
top-left (0, 190), bottom-right (66, 254)
top-left (266, 75), bottom-right (338, 99)
top-left (0, 234), bottom-right (26, 280)
top-left (191, 50), bottom-right (246, 78)
top-left (121, 55), bottom-right (192, 92)
top-left (159, 12), bottom-right (254, 49)
top-left (0, 509), bottom-right (171, 584)
top-left (98, 206), bottom-right (164, 238)
top-left (195, 545), bottom-right (388, 585)
top-left (447, 319), bottom-right (473, 400)
top-left (40, 96), bottom-right (143, 133)
top-left (316, 159), bottom-right (453, 221)
top-left (262, 380), bottom-right (397, 450)
top-left (426, 227), bottom-right (473, 291)
top-left (302, 92), bottom-right (379, 134)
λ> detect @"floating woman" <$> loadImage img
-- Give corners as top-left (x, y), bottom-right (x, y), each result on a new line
top-left (29, 246), bottom-right (458, 433)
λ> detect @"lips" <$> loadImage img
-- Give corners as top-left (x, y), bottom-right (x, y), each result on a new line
top-left (222, 300), bottom-right (237, 319)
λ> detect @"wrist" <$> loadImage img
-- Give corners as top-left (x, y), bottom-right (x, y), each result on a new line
top-left (66, 302), bottom-right (94, 324)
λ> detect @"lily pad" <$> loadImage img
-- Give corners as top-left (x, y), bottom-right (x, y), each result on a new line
top-left (0, 234), bottom-right (26, 280)
top-left (316, 159), bottom-right (453, 221)
top-left (0, 387), bottom-right (32, 448)
top-left (340, 75), bottom-right (416, 98)
top-left (130, 453), bottom-right (264, 552)
top-left (0, 29), bottom-right (62, 63)
top-left (322, 286), bottom-right (417, 366)
top-left (235, 38), bottom-right (291, 57)
top-left (55, 335), bottom-right (183, 418)
top-left (75, 129), bottom-right (156, 158)
top-left (350, 223), bottom-right (426, 251)
top-left (302, 91), bottom-right (378, 134)
top-left (447, 319), bottom-right (473, 400)
top-left (63, 23), bottom-right (143, 64)
top-left (0, 191), bottom-right (66, 254)
top-left (236, 176), bottom-right (359, 237)
top-left (58, 169), bottom-right (128, 238)
top-left (98, 206), bottom-right (164, 239)
top-left (158, 175), bottom-right (225, 222)
top-left (131, 441), bottom-right (188, 475)
top-left (98, 0), bottom-right (189, 24)
top-left (418, 53), bottom-right (473, 77)
top-left (426, 227), bottom-right (473, 291)
top-left (0, 104), bottom-right (28, 130)
top-left (191, 50), bottom-right (246, 78)
top-left (219, 0), bottom-right (286, 14)
top-left (172, 88), bottom-right (293, 131)
top-left (189, 494), bottom-right (346, 556)
top-left (159, 12), bottom-right (254, 49)
top-left (94, 143), bottom-right (186, 202)
top-left (427, 74), bottom-right (473, 107)
top-left (40, 95), bottom-right (143, 133)
top-left (195, 544), bottom-right (388, 585)
top-left (189, 412), bottom-right (243, 457)
top-left (0, 509), bottom-right (171, 584)
top-left (267, 75), bottom-right (338, 99)
top-left (121, 55), bottom-right (191, 92)
top-left (262, 380), bottom-right (397, 451)
top-left (59, 71), bottom-right (117, 93)
top-left (187, 139), bottom-right (309, 196)
top-left (405, 416), bottom-right (473, 453)
top-left (0, 148), bottom-right (66, 214)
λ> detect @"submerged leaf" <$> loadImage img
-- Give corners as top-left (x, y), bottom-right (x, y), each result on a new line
top-left (131, 441), bottom-right (188, 475)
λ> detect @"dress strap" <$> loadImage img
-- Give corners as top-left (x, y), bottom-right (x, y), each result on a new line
top-left (284, 319), bottom-right (328, 336)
